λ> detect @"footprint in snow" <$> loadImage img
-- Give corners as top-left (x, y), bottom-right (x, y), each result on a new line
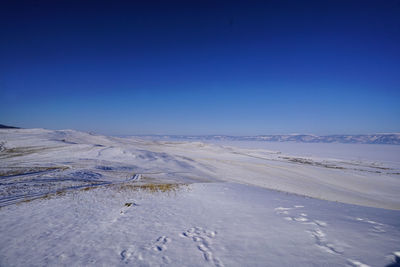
top-left (151, 236), bottom-right (171, 252)
top-left (181, 227), bottom-right (223, 267)
top-left (275, 205), bottom-right (328, 227)
top-left (308, 228), bottom-right (344, 255)
top-left (120, 236), bottom-right (171, 264)
top-left (275, 205), bottom-right (344, 255)
top-left (120, 245), bottom-right (143, 263)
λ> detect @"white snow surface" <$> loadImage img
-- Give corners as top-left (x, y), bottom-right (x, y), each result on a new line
top-left (1, 128), bottom-right (400, 266)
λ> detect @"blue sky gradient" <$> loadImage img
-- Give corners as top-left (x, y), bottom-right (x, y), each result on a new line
top-left (1, 0), bottom-right (399, 135)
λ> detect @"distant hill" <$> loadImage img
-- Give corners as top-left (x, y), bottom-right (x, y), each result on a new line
top-left (145, 134), bottom-right (400, 145)
top-left (0, 124), bottom-right (19, 129)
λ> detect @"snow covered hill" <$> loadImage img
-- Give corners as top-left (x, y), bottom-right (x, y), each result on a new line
top-left (0, 128), bottom-right (399, 266)
top-left (1, 128), bottom-right (399, 209)
top-left (0, 124), bottom-right (19, 129)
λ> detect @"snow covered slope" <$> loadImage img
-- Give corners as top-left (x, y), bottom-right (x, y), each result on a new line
top-left (1, 128), bottom-right (399, 209)
top-left (1, 182), bottom-right (399, 267)
top-left (1, 128), bottom-right (399, 266)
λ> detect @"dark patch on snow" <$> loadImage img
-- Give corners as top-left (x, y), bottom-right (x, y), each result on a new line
top-left (0, 124), bottom-right (19, 129)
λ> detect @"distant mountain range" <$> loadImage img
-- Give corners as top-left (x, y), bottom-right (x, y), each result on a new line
top-left (1, 125), bottom-right (399, 144)
top-left (145, 134), bottom-right (400, 145)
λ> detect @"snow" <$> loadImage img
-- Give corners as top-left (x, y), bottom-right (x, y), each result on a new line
top-left (196, 140), bottom-right (400, 167)
top-left (1, 182), bottom-right (399, 266)
top-left (1, 128), bottom-right (400, 266)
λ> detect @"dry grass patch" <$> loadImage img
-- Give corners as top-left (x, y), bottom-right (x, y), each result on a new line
top-left (81, 187), bottom-right (93, 192)
top-left (114, 182), bottom-right (188, 194)
top-left (20, 198), bottom-right (32, 204)
top-left (281, 157), bottom-right (345, 170)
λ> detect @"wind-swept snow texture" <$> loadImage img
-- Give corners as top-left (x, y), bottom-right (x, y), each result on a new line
top-left (1, 129), bottom-right (399, 266)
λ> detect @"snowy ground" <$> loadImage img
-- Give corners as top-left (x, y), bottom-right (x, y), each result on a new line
top-left (0, 129), bottom-right (399, 266)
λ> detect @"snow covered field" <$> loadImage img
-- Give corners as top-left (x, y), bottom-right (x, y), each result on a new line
top-left (1, 129), bottom-right (399, 266)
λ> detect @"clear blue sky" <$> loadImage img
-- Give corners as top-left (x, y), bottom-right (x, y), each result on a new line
top-left (1, 0), bottom-right (399, 135)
